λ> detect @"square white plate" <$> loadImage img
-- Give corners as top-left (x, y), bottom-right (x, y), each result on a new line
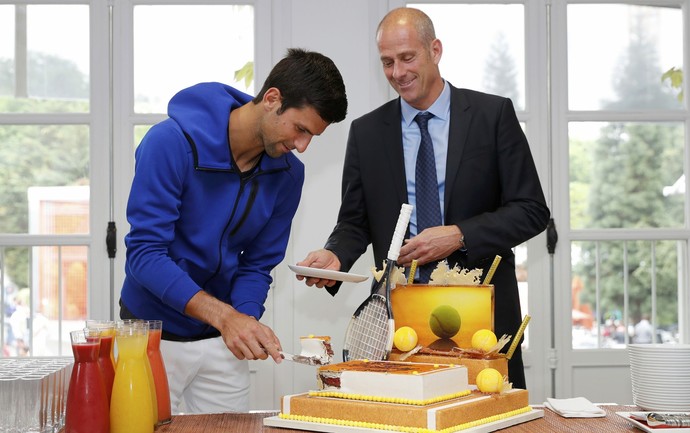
top-left (616, 412), bottom-right (690, 432)
top-left (288, 264), bottom-right (368, 283)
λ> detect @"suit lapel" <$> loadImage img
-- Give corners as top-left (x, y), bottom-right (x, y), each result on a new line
top-left (445, 87), bottom-right (472, 217)
top-left (380, 99), bottom-right (408, 206)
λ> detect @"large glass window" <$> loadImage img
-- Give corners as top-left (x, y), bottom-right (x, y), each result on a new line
top-left (1, 2), bottom-right (254, 358)
top-left (567, 4), bottom-right (685, 349)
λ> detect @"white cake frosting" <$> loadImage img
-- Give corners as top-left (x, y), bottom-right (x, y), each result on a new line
top-left (317, 361), bottom-right (469, 402)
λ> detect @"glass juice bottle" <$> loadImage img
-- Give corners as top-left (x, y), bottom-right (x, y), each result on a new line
top-left (65, 329), bottom-right (109, 433)
top-left (147, 320), bottom-right (172, 425)
top-left (110, 321), bottom-right (153, 433)
top-left (85, 320), bottom-right (116, 404)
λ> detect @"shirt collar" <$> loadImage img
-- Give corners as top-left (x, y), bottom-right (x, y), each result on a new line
top-left (401, 80), bottom-right (451, 127)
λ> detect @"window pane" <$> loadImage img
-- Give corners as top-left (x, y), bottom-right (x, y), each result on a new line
top-left (568, 4), bottom-right (683, 111)
top-left (0, 125), bottom-right (90, 234)
top-left (134, 124), bottom-right (153, 150)
top-left (2, 245), bottom-right (87, 357)
top-left (0, 5), bottom-right (89, 113)
top-left (572, 240), bottom-right (681, 349)
top-left (134, 5), bottom-right (254, 113)
top-left (569, 122), bottom-right (684, 229)
top-left (411, 3), bottom-right (525, 110)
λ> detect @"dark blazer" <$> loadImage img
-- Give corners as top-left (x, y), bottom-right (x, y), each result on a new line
top-left (324, 84), bottom-right (550, 387)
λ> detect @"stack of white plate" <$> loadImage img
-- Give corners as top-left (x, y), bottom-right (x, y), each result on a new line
top-left (628, 344), bottom-right (690, 411)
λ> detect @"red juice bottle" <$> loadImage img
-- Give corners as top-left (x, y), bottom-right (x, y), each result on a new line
top-left (86, 320), bottom-right (116, 404)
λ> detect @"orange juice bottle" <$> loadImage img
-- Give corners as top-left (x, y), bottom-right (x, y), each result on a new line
top-left (147, 320), bottom-right (171, 425)
top-left (110, 321), bottom-right (153, 433)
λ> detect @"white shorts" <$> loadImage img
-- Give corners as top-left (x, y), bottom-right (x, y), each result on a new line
top-left (160, 336), bottom-right (249, 414)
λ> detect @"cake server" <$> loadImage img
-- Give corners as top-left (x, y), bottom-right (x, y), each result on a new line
top-left (279, 351), bottom-right (330, 366)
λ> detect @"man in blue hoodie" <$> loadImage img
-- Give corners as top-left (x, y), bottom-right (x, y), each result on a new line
top-left (120, 48), bottom-right (347, 414)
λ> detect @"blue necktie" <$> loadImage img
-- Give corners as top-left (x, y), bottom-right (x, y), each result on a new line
top-left (414, 112), bottom-right (442, 283)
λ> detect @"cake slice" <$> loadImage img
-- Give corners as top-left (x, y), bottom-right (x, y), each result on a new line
top-left (299, 335), bottom-right (333, 363)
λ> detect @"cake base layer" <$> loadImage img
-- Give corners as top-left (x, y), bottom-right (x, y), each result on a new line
top-left (265, 408), bottom-right (544, 433)
top-left (281, 389), bottom-right (529, 431)
top-left (388, 352), bottom-right (508, 385)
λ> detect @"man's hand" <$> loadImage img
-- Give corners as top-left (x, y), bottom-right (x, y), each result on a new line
top-left (184, 291), bottom-right (283, 363)
top-left (296, 249), bottom-right (341, 288)
top-left (216, 309), bottom-right (282, 361)
top-left (398, 225), bottom-right (463, 267)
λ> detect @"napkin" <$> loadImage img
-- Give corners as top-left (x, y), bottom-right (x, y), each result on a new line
top-left (544, 397), bottom-right (606, 418)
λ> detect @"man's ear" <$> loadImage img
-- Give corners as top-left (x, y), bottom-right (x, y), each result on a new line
top-left (263, 87), bottom-right (282, 111)
top-left (431, 38), bottom-right (443, 65)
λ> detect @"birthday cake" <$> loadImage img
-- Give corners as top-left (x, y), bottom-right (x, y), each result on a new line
top-left (276, 360), bottom-right (537, 432)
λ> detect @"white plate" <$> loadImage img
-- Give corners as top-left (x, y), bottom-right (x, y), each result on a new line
top-left (616, 412), bottom-right (690, 432)
top-left (288, 264), bottom-right (369, 283)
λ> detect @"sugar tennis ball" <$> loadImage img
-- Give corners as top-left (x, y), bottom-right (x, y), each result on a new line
top-left (393, 326), bottom-right (418, 352)
top-left (471, 329), bottom-right (498, 352)
top-left (476, 368), bottom-right (504, 393)
top-left (429, 305), bottom-right (461, 339)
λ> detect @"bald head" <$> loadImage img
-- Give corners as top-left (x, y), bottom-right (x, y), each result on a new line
top-left (376, 7), bottom-right (436, 47)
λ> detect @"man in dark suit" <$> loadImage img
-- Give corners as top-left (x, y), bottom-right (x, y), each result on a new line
top-left (298, 7), bottom-right (549, 389)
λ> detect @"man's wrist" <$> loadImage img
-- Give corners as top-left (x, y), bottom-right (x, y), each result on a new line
top-left (458, 228), bottom-right (467, 252)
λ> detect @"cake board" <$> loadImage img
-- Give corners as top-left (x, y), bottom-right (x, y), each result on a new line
top-left (263, 408), bottom-right (544, 433)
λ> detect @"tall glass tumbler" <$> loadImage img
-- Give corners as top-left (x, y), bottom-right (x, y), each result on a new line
top-left (111, 321), bottom-right (153, 433)
top-left (146, 320), bottom-right (172, 425)
top-left (65, 329), bottom-right (109, 433)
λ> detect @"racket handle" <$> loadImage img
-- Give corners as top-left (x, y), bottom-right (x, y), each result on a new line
top-left (388, 204), bottom-right (413, 261)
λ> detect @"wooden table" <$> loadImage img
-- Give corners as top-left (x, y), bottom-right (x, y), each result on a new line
top-left (156, 405), bottom-right (642, 432)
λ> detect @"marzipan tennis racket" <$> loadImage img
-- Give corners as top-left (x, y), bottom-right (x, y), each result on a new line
top-left (343, 203), bottom-right (413, 361)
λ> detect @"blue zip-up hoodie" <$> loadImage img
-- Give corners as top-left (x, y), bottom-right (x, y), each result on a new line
top-left (120, 82), bottom-right (304, 338)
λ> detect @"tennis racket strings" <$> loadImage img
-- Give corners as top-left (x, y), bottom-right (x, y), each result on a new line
top-left (343, 294), bottom-right (390, 361)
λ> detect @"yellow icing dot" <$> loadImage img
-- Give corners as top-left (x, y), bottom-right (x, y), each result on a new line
top-left (412, 371), bottom-right (419, 375)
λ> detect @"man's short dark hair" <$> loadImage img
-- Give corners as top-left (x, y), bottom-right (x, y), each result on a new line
top-left (253, 48), bottom-right (347, 123)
